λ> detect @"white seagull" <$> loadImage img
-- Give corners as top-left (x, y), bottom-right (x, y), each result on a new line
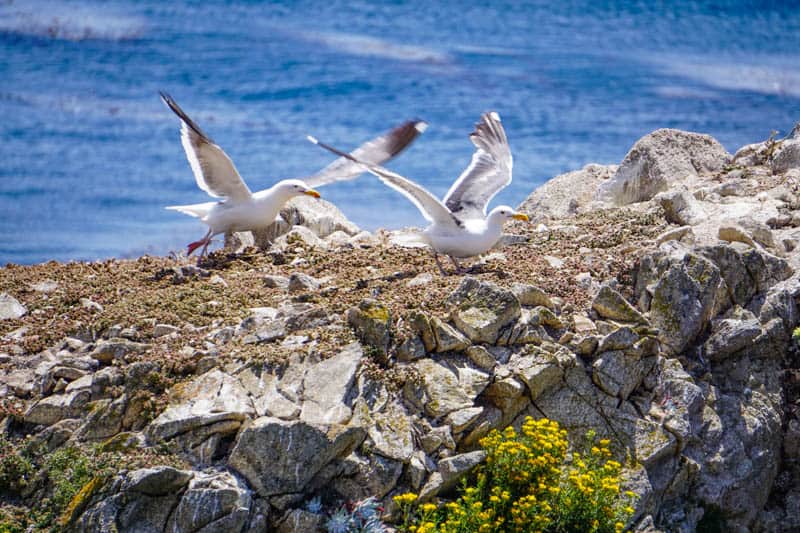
top-left (160, 91), bottom-right (426, 258)
top-left (308, 111), bottom-right (529, 275)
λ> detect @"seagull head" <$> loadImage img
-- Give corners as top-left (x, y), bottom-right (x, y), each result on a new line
top-left (488, 205), bottom-right (529, 224)
top-left (275, 179), bottom-right (321, 199)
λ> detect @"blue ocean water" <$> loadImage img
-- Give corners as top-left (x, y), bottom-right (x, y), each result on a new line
top-left (1, 0), bottom-right (799, 265)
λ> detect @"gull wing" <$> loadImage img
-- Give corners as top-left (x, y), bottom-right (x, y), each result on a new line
top-left (443, 111), bottom-right (513, 219)
top-left (307, 136), bottom-right (460, 227)
top-left (303, 120), bottom-right (428, 188)
top-left (160, 92), bottom-right (252, 202)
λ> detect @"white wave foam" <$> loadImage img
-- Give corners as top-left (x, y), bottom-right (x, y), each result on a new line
top-left (653, 53), bottom-right (800, 98)
top-left (300, 30), bottom-right (450, 64)
top-left (0, 2), bottom-right (145, 41)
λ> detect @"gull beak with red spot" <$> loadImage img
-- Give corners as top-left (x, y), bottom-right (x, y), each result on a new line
top-left (512, 212), bottom-right (529, 221)
top-left (304, 189), bottom-right (321, 198)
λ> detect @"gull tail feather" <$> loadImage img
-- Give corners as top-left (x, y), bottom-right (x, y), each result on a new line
top-left (165, 202), bottom-right (216, 218)
top-left (389, 230), bottom-right (429, 249)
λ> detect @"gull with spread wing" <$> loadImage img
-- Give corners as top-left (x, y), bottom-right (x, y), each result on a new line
top-left (308, 111), bottom-right (528, 275)
top-left (160, 92), bottom-right (426, 259)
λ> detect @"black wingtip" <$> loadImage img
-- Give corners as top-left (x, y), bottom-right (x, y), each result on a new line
top-left (158, 91), bottom-right (213, 142)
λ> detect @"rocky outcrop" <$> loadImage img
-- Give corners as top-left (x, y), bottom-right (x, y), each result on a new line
top-left (5, 124), bottom-right (800, 533)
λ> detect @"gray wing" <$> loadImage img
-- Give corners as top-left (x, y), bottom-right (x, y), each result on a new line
top-left (307, 136), bottom-right (460, 227)
top-left (160, 92), bottom-right (252, 202)
top-left (303, 120), bottom-right (428, 188)
top-left (443, 111), bottom-right (513, 219)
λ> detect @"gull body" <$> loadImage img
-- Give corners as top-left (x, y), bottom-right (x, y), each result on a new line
top-left (160, 91), bottom-right (426, 258)
top-left (309, 112), bottom-right (528, 274)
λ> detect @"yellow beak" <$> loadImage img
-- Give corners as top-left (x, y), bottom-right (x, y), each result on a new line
top-left (512, 213), bottom-right (529, 221)
top-left (303, 189), bottom-right (321, 198)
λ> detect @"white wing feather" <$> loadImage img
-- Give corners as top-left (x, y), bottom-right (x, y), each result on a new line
top-left (161, 92), bottom-right (252, 202)
top-left (443, 111), bottom-right (513, 219)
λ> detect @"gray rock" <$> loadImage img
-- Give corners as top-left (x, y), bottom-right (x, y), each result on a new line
top-left (704, 318), bottom-right (762, 361)
top-left (655, 187), bottom-right (706, 225)
top-left (288, 272), bottom-right (321, 293)
top-left (24, 389), bottom-right (91, 425)
top-left (447, 277), bottom-right (521, 344)
top-left (771, 138), bottom-right (800, 173)
top-left (153, 323), bottom-right (179, 337)
top-left (397, 336), bottom-right (426, 362)
top-left (420, 451), bottom-right (486, 500)
top-left (300, 343), bottom-right (362, 425)
top-left (404, 359), bottom-right (475, 418)
top-left (264, 275), bottom-right (291, 290)
top-left (655, 226), bottom-right (694, 246)
top-left (511, 283), bottom-right (555, 309)
top-left (0, 293), bottom-right (27, 320)
top-left (597, 326), bottom-right (640, 353)
top-left (347, 299), bottom-right (391, 359)
top-left (592, 285), bottom-right (647, 324)
top-left (517, 163), bottom-right (616, 222)
top-left (166, 470), bottom-right (253, 532)
top-left (276, 509), bottom-right (324, 533)
top-left (146, 369), bottom-right (255, 456)
top-left (228, 416), bottom-right (366, 496)
top-left (275, 225), bottom-right (329, 251)
top-left (465, 345), bottom-right (497, 370)
top-left (592, 350), bottom-right (643, 400)
top-left (89, 338), bottom-right (151, 364)
top-left (510, 349), bottom-right (565, 401)
top-left (431, 317), bottom-right (471, 352)
top-left (596, 128), bottom-right (730, 205)
top-left (410, 312), bottom-right (436, 352)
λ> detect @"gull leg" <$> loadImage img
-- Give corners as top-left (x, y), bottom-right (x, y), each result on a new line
top-left (433, 251), bottom-right (449, 276)
top-left (449, 256), bottom-right (467, 275)
top-left (187, 229), bottom-right (213, 258)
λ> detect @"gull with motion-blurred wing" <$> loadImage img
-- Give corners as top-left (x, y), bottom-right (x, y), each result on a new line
top-left (160, 91), bottom-right (426, 259)
top-left (308, 111), bottom-right (528, 275)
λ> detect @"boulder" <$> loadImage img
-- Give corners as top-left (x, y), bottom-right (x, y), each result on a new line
top-left (404, 359), bottom-right (476, 418)
top-left (592, 350), bottom-right (643, 400)
top-left (24, 389), bottom-right (91, 426)
top-left (655, 187), bottom-right (706, 225)
top-left (448, 277), bottom-right (521, 344)
top-left (88, 339), bottom-right (151, 364)
top-left (596, 129), bottom-right (729, 205)
top-left (592, 285), bottom-right (647, 324)
top-left (228, 417), bottom-right (366, 496)
top-left (0, 293), bottom-right (27, 320)
top-left (299, 343), bottom-right (362, 426)
top-left (517, 163), bottom-right (616, 221)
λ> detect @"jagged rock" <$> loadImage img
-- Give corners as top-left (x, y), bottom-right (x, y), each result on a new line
top-left (68, 468), bottom-right (257, 533)
top-left (655, 226), bottom-right (694, 246)
top-left (288, 272), bottom-right (321, 293)
top-left (242, 319), bottom-right (287, 345)
top-left (397, 336), bottom-right (426, 362)
top-left (404, 359), bottom-right (475, 418)
top-left (510, 283), bottom-right (555, 309)
top-left (145, 369), bottom-right (255, 459)
top-left (638, 249), bottom-right (722, 355)
top-left (573, 314), bottom-right (598, 335)
top-left (280, 195), bottom-right (360, 238)
top-left (655, 187), bottom-right (706, 225)
top-left (517, 163), bottom-right (616, 221)
top-left (347, 299), bottom-right (391, 359)
top-left (88, 339), bottom-right (151, 364)
top-left (771, 138), bottom-right (800, 173)
top-left (510, 348), bottom-right (566, 401)
top-left (420, 451), bottom-right (486, 501)
top-left (24, 389), bottom-right (91, 425)
top-left (74, 395), bottom-right (128, 440)
top-left (0, 292), bottom-right (27, 319)
top-left (718, 225), bottom-right (759, 248)
top-left (592, 350), bottom-right (643, 400)
top-left (704, 318), bottom-right (762, 360)
top-left (300, 343), bottom-right (361, 426)
top-left (445, 406), bottom-right (483, 433)
top-left (275, 225), bottom-right (329, 251)
top-left (410, 312), bottom-right (436, 352)
top-left (228, 417), bottom-right (366, 496)
top-left (238, 368), bottom-right (300, 420)
top-left (325, 452), bottom-right (403, 502)
top-left (595, 129), bottom-right (730, 205)
top-left (448, 277), bottom-right (521, 344)
top-left (592, 285), bottom-right (647, 324)
top-left (597, 326), bottom-right (640, 353)
top-left (166, 470), bottom-right (254, 532)
top-left (431, 317), bottom-right (470, 352)
top-left (276, 509), bottom-right (324, 533)
top-left (465, 345), bottom-right (497, 370)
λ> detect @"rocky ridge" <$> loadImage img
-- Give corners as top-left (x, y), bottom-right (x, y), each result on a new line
top-left (1, 125), bottom-right (800, 532)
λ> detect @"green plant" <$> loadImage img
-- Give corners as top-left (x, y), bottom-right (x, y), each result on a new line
top-left (0, 437), bottom-right (34, 495)
top-left (394, 417), bottom-right (637, 533)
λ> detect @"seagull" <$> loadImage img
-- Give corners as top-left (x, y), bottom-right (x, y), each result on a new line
top-left (160, 91), bottom-right (426, 259)
top-left (308, 111), bottom-right (529, 275)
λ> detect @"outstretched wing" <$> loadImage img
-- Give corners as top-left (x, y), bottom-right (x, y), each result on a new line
top-left (443, 111), bottom-right (513, 219)
top-left (303, 120), bottom-right (427, 188)
top-left (160, 92), bottom-right (252, 202)
top-left (307, 136), bottom-right (460, 227)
